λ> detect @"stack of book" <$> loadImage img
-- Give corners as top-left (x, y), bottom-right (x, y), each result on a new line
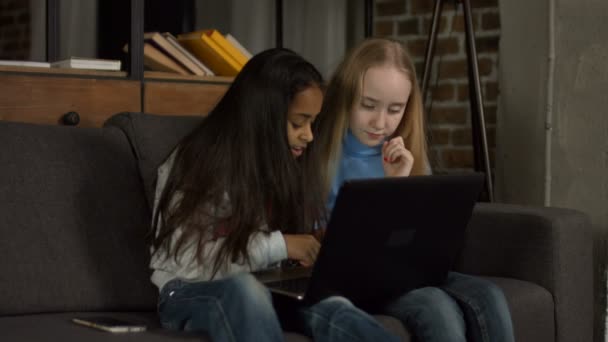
top-left (51, 57), bottom-right (121, 71)
top-left (141, 30), bottom-right (252, 77)
top-left (0, 58), bottom-right (122, 71)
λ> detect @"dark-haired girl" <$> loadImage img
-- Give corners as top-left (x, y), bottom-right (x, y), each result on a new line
top-left (150, 48), bottom-right (400, 342)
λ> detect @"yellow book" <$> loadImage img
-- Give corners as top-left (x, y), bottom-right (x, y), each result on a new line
top-left (204, 30), bottom-right (249, 67)
top-left (178, 31), bottom-right (241, 76)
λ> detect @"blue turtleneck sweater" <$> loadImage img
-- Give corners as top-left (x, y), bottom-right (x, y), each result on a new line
top-left (327, 130), bottom-right (385, 211)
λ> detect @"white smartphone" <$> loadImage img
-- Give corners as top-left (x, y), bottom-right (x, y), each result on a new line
top-left (72, 317), bottom-right (147, 333)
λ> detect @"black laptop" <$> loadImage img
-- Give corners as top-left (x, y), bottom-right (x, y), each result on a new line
top-left (255, 173), bottom-right (485, 311)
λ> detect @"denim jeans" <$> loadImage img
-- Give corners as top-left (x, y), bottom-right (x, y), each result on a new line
top-left (384, 272), bottom-right (515, 342)
top-left (158, 273), bottom-right (284, 342)
top-left (298, 296), bottom-right (401, 342)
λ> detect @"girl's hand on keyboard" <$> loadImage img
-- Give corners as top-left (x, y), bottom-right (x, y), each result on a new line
top-left (283, 234), bottom-right (320, 267)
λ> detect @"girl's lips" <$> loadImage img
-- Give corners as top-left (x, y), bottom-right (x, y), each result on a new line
top-left (366, 132), bottom-right (384, 140)
top-left (291, 146), bottom-right (304, 156)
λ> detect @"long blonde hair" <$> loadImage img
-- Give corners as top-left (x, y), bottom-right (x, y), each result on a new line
top-left (316, 38), bottom-right (429, 194)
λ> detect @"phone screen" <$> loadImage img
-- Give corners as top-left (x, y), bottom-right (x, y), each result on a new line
top-left (72, 317), bottom-right (147, 333)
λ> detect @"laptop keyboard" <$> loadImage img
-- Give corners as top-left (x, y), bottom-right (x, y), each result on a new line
top-left (266, 277), bottom-right (310, 294)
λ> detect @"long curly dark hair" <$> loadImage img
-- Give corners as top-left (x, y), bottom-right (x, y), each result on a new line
top-left (152, 48), bottom-right (326, 278)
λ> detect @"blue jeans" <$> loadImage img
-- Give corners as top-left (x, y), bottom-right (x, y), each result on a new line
top-left (298, 296), bottom-right (401, 342)
top-left (158, 273), bottom-right (284, 342)
top-left (384, 272), bottom-right (515, 342)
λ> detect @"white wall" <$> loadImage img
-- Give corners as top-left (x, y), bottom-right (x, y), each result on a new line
top-left (497, 0), bottom-right (608, 340)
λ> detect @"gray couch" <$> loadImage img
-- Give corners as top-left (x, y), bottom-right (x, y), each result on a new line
top-left (0, 112), bottom-right (593, 341)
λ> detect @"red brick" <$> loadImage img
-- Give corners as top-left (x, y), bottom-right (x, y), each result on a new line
top-left (484, 81), bottom-right (499, 101)
top-left (452, 15), bottom-right (465, 32)
top-left (475, 35), bottom-right (500, 53)
top-left (439, 59), bottom-right (468, 79)
top-left (452, 128), bottom-right (472, 146)
top-left (414, 61), bottom-right (425, 78)
top-left (428, 106), bottom-right (468, 125)
top-left (442, 149), bottom-right (474, 169)
top-left (412, 37), bottom-right (460, 58)
top-left (375, 21), bottom-right (394, 36)
top-left (422, 15), bottom-right (448, 34)
top-left (430, 128), bottom-right (450, 145)
top-left (457, 84), bottom-right (469, 101)
top-left (376, 1), bottom-right (406, 16)
top-left (438, 37), bottom-right (460, 55)
top-left (484, 105), bottom-right (497, 124)
top-left (431, 83), bottom-right (455, 102)
top-left (452, 126), bottom-right (496, 147)
top-left (398, 18), bottom-right (419, 36)
top-left (452, 11), bottom-right (484, 33)
top-left (411, 0), bottom-right (435, 14)
top-left (449, 58), bottom-right (493, 79)
top-left (478, 57), bottom-right (494, 76)
top-left (427, 148), bottom-right (442, 168)
top-left (405, 38), bottom-right (428, 59)
top-left (414, 37), bottom-right (461, 58)
top-left (481, 12), bottom-right (500, 30)
top-left (473, 0), bottom-right (499, 9)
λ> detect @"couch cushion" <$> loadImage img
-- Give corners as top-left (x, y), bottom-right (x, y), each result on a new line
top-left (483, 276), bottom-right (555, 342)
top-left (0, 121), bottom-right (157, 315)
top-left (104, 113), bottom-right (203, 209)
top-left (0, 312), bottom-right (407, 342)
top-left (0, 312), bottom-right (201, 342)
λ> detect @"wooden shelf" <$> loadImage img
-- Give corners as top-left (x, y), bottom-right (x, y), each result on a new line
top-left (0, 65), bottom-right (128, 78)
top-left (144, 80), bottom-right (229, 115)
top-left (0, 73), bottom-right (139, 127)
top-left (143, 71), bottom-right (233, 84)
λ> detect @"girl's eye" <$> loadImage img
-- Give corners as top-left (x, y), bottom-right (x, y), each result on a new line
top-left (291, 122), bottom-right (302, 129)
top-left (361, 103), bottom-right (375, 110)
top-left (389, 108), bottom-right (403, 114)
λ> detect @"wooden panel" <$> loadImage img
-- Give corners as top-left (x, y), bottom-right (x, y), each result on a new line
top-left (144, 81), bottom-right (229, 116)
top-left (0, 74), bottom-right (140, 127)
top-left (144, 71), bottom-right (233, 83)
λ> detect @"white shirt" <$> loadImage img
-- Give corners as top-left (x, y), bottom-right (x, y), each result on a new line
top-left (149, 150), bottom-right (288, 291)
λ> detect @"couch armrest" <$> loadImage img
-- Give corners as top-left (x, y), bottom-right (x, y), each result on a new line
top-left (456, 202), bottom-right (593, 342)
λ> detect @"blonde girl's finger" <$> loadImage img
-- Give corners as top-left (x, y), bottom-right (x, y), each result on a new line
top-left (384, 141), bottom-right (398, 154)
top-left (382, 140), bottom-right (390, 156)
top-left (385, 143), bottom-right (405, 162)
top-left (389, 148), bottom-right (407, 163)
top-left (384, 144), bottom-right (398, 162)
top-left (389, 136), bottom-right (405, 147)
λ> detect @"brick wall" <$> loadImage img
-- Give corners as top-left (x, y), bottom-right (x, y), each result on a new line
top-left (374, 0), bottom-right (500, 172)
top-left (0, 0), bottom-right (31, 60)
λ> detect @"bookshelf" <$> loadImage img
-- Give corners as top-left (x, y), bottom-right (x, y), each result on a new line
top-left (0, 0), bottom-right (374, 127)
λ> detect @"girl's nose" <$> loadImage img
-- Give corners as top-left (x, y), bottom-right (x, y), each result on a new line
top-left (301, 123), bottom-right (313, 142)
top-left (371, 110), bottom-right (386, 130)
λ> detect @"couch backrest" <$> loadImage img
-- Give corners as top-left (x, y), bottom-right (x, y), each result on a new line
top-left (0, 121), bottom-right (157, 315)
top-left (104, 112), bottom-right (203, 209)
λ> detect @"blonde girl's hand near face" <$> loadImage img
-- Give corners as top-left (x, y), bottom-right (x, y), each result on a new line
top-left (382, 136), bottom-right (414, 177)
top-left (283, 234), bottom-right (321, 267)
